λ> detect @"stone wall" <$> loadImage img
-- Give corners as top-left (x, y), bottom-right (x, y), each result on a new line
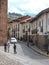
top-left (0, 0), bottom-right (7, 45)
top-left (37, 35), bottom-right (47, 50)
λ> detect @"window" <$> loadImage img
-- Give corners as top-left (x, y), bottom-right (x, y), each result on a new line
top-left (16, 25), bottom-right (17, 31)
top-left (26, 25), bottom-right (27, 28)
top-left (18, 24), bottom-right (19, 31)
top-left (23, 29), bottom-right (25, 33)
top-left (39, 21), bottom-right (41, 27)
top-left (40, 27), bottom-right (43, 32)
top-left (40, 20), bottom-right (43, 32)
top-left (24, 26), bottom-right (25, 29)
top-left (23, 26), bottom-right (25, 33)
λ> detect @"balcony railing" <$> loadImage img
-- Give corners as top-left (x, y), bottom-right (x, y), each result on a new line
top-left (40, 26), bottom-right (43, 32)
top-left (32, 29), bottom-right (38, 34)
top-left (23, 29), bottom-right (25, 33)
top-left (28, 28), bottom-right (30, 32)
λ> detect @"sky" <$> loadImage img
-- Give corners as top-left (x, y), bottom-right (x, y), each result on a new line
top-left (8, 0), bottom-right (49, 16)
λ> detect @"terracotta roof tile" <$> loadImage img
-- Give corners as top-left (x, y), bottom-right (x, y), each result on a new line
top-left (9, 15), bottom-right (32, 23)
top-left (30, 8), bottom-right (49, 22)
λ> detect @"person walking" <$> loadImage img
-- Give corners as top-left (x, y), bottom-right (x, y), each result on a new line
top-left (7, 40), bottom-right (10, 52)
top-left (27, 40), bottom-right (29, 47)
top-left (8, 43), bottom-right (10, 52)
top-left (13, 44), bottom-right (17, 54)
top-left (4, 43), bottom-right (7, 52)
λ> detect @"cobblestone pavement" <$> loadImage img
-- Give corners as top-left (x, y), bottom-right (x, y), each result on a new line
top-left (0, 42), bottom-right (49, 65)
top-left (0, 51), bottom-right (23, 65)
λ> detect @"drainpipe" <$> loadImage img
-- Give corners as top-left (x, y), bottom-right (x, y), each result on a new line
top-left (29, 24), bottom-right (30, 42)
top-left (46, 13), bottom-right (47, 33)
top-left (36, 20), bottom-right (38, 46)
top-left (18, 24), bottom-right (19, 40)
top-left (46, 13), bottom-right (48, 52)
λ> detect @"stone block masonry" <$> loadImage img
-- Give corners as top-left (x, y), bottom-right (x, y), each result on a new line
top-left (0, 0), bottom-right (8, 45)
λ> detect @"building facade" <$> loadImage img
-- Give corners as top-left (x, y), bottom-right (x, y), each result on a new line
top-left (30, 19), bottom-right (37, 45)
top-left (31, 8), bottom-right (49, 50)
top-left (9, 15), bottom-right (32, 41)
top-left (0, 0), bottom-right (8, 45)
top-left (8, 19), bottom-right (20, 39)
top-left (8, 8), bottom-right (49, 51)
top-left (20, 17), bottom-right (32, 41)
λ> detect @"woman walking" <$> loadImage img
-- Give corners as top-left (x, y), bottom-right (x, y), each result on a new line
top-left (7, 40), bottom-right (10, 52)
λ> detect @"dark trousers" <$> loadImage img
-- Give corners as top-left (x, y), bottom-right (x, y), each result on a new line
top-left (14, 49), bottom-right (16, 54)
top-left (4, 47), bottom-right (7, 52)
top-left (27, 42), bottom-right (29, 47)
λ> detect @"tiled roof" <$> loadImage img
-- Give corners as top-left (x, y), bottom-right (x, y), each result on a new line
top-left (20, 17), bottom-right (32, 24)
top-left (18, 15), bottom-right (31, 21)
top-left (9, 15), bottom-right (32, 23)
top-left (30, 8), bottom-right (49, 22)
top-left (36, 8), bottom-right (49, 18)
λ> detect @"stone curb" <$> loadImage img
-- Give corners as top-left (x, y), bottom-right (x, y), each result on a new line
top-left (30, 46), bottom-right (49, 58)
top-left (29, 46), bottom-right (48, 57)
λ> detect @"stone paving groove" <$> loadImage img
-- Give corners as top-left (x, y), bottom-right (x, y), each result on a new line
top-left (0, 52), bottom-right (23, 65)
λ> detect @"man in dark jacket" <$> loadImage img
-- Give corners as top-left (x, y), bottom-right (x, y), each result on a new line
top-left (4, 43), bottom-right (7, 52)
top-left (13, 44), bottom-right (17, 54)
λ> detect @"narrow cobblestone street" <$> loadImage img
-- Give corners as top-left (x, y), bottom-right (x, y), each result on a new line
top-left (0, 51), bottom-right (23, 65)
top-left (0, 0), bottom-right (49, 65)
top-left (0, 42), bottom-right (49, 65)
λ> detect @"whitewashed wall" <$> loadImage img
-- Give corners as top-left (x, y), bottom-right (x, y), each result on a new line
top-left (36, 13), bottom-right (49, 35)
top-left (30, 20), bottom-right (36, 35)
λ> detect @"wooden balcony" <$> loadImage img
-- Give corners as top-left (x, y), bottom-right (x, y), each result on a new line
top-left (32, 29), bottom-right (38, 34)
